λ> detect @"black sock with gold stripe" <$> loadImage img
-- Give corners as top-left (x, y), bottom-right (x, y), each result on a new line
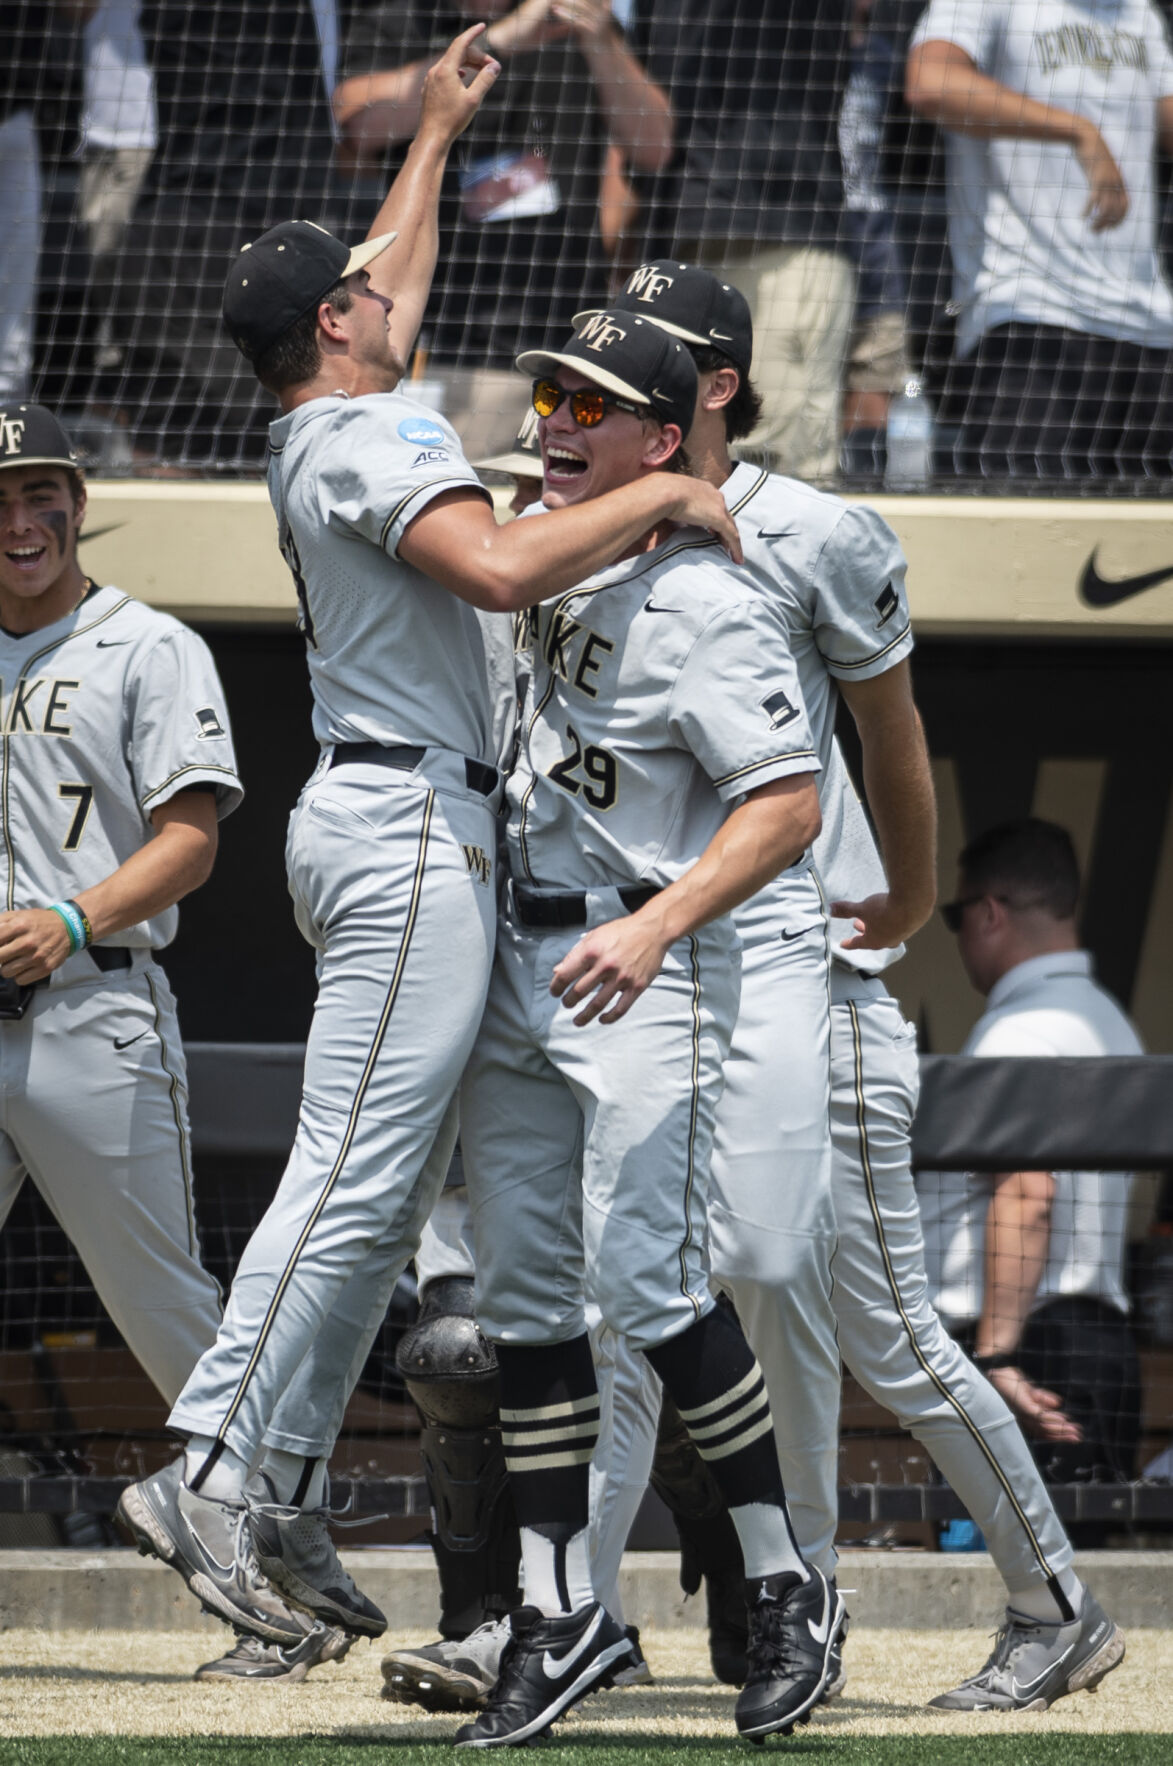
top-left (497, 1335), bottom-right (600, 1614)
top-left (646, 1305), bottom-right (807, 1581)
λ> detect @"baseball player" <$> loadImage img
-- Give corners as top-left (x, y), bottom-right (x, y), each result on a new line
top-left (453, 313), bottom-right (843, 1749)
top-left (0, 405), bottom-right (240, 1483)
top-left (116, 28), bottom-right (740, 1655)
top-left (586, 261), bottom-right (1123, 1711)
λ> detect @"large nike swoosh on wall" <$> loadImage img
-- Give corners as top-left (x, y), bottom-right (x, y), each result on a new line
top-left (1079, 548), bottom-right (1173, 607)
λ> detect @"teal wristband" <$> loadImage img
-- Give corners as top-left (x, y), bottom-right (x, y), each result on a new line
top-left (49, 900), bottom-right (87, 954)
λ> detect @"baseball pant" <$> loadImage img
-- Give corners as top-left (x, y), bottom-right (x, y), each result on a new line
top-left (462, 896), bottom-right (741, 1352)
top-left (0, 951), bottom-right (221, 1405)
top-left (171, 752), bottom-right (499, 1462)
top-left (830, 970), bottom-right (1074, 1594)
top-left (706, 880), bottom-right (840, 1574)
top-left (682, 238), bottom-right (855, 482)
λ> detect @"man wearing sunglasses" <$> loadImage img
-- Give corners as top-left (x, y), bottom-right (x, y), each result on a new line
top-left (577, 261), bottom-right (1122, 1714)
top-left (117, 30), bottom-right (739, 1666)
top-left (454, 312), bottom-right (841, 1747)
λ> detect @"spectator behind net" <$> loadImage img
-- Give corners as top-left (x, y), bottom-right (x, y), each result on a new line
top-left (906, 0), bottom-right (1173, 481)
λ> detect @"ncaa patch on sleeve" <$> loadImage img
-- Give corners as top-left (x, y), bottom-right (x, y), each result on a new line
top-left (761, 689), bottom-right (799, 731)
top-left (398, 416), bottom-right (446, 447)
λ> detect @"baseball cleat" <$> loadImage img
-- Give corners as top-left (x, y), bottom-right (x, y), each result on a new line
top-left (382, 1615), bottom-right (513, 1712)
top-left (735, 1566), bottom-right (845, 1742)
top-left (247, 1476), bottom-right (387, 1639)
top-left (194, 1619), bottom-right (352, 1682)
top-left (613, 1624), bottom-right (653, 1687)
top-left (823, 1607), bottom-right (849, 1702)
top-left (116, 1458), bottom-right (308, 1644)
top-left (705, 1562), bottom-right (750, 1686)
top-left (454, 1602), bottom-right (637, 1747)
top-left (927, 1591), bottom-right (1125, 1712)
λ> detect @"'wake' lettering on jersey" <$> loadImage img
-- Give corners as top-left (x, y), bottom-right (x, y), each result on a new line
top-left (2, 677), bottom-right (81, 736)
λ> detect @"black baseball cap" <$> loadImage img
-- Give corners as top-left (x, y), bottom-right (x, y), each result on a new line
top-left (0, 404), bottom-right (80, 474)
top-left (223, 219), bottom-right (398, 360)
top-left (474, 405), bottom-right (542, 478)
top-left (517, 313), bottom-right (697, 436)
top-left (575, 261), bottom-right (754, 376)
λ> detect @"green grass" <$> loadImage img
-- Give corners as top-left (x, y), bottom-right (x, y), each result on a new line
top-left (0, 1740), bottom-right (1166, 1766)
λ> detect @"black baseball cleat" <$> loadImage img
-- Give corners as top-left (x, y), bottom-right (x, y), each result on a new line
top-left (735, 1566), bottom-right (845, 1743)
top-left (454, 1602), bottom-right (636, 1747)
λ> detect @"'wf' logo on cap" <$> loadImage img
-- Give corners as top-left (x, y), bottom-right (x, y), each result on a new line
top-left (579, 315), bottom-right (628, 351)
top-left (625, 265), bottom-right (675, 302)
top-left (0, 414), bottom-right (26, 454)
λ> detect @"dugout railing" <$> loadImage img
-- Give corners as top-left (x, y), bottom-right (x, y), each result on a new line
top-left (1, 1048), bottom-right (1171, 1535)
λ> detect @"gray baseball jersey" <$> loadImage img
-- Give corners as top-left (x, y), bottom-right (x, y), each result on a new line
top-left (171, 393), bottom-right (507, 1470)
top-left (721, 464), bottom-right (913, 971)
top-left (267, 392), bottom-right (508, 765)
top-left (1, 581), bottom-right (242, 942)
top-left (464, 531), bottom-right (820, 1354)
top-left (0, 581), bottom-right (240, 1405)
top-left (507, 531), bottom-right (820, 892)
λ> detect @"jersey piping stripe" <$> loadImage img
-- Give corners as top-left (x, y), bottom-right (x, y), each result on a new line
top-left (213, 790), bottom-right (436, 1442)
top-left (675, 934), bottom-right (705, 1322)
top-left (825, 624), bottom-right (912, 672)
top-left (140, 763), bottom-right (240, 809)
top-left (516, 671), bottom-right (558, 884)
top-left (539, 535), bottom-right (720, 626)
top-left (1, 595), bottom-right (131, 911)
top-left (378, 478), bottom-right (490, 554)
top-left (844, 998), bottom-right (1061, 1581)
top-left (726, 469), bottom-right (770, 518)
top-left (143, 965), bottom-right (212, 1290)
top-left (714, 750), bottom-right (817, 790)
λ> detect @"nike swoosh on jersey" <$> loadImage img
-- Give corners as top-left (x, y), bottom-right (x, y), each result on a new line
top-left (780, 928), bottom-right (805, 942)
top-left (542, 1605), bottom-right (605, 1679)
top-left (96, 639), bottom-right (132, 647)
top-left (114, 1031), bottom-right (148, 1050)
top-left (807, 1583), bottom-right (833, 1646)
top-left (1078, 549), bottom-right (1173, 607)
top-left (757, 527), bottom-right (799, 539)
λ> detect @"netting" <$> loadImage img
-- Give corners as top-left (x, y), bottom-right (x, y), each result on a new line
top-left (6, 0), bottom-right (1173, 483)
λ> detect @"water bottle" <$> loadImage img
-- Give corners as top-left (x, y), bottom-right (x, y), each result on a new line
top-left (885, 378), bottom-right (934, 490)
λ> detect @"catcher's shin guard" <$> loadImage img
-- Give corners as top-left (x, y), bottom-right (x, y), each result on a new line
top-left (396, 1276), bottom-right (521, 1638)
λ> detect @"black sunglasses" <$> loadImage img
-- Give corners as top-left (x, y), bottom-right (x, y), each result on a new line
top-left (531, 378), bottom-right (644, 427)
top-left (940, 892), bottom-right (1048, 932)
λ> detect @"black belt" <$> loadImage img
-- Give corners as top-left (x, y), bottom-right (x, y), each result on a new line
top-left (332, 742), bottom-right (498, 799)
top-left (29, 946), bottom-right (133, 995)
top-left (513, 882), bottom-right (661, 929)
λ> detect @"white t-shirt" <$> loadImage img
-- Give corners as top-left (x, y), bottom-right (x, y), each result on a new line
top-left (911, 0), bottom-right (1173, 354)
top-left (918, 949), bottom-right (1144, 1325)
top-left (82, 0), bottom-right (157, 153)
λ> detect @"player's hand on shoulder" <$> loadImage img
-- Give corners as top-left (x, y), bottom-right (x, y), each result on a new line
top-left (420, 23), bottom-right (501, 143)
top-left (986, 1365), bottom-right (1083, 1445)
top-left (832, 890), bottom-right (932, 951)
top-left (667, 477), bottom-right (743, 564)
top-left (550, 910), bottom-right (671, 1026)
top-left (0, 908), bottom-right (76, 985)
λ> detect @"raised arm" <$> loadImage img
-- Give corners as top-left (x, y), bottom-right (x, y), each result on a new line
top-left (358, 26), bottom-right (500, 363)
top-left (906, 38), bottom-right (1128, 230)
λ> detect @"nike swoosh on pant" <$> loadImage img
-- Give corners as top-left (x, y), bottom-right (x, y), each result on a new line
top-left (1079, 550), bottom-right (1173, 607)
top-left (542, 1606), bottom-right (605, 1680)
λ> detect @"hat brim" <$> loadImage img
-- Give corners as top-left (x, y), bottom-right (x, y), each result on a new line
top-left (343, 230), bottom-right (398, 277)
top-left (475, 449), bottom-right (543, 476)
top-left (572, 307), bottom-right (713, 353)
top-left (515, 348), bottom-right (654, 413)
top-left (0, 454), bottom-right (79, 473)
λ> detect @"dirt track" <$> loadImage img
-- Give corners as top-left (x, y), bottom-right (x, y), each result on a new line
top-left (2, 1626), bottom-right (1169, 1740)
